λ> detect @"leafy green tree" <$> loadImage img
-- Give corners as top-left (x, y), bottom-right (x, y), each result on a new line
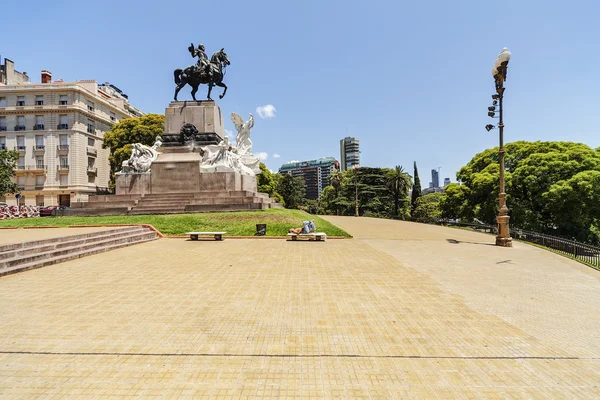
top-left (411, 161), bottom-right (422, 217)
top-left (0, 149), bottom-right (19, 198)
top-left (276, 174), bottom-right (306, 209)
top-left (386, 165), bottom-right (412, 217)
top-left (102, 114), bottom-right (164, 190)
top-left (339, 167), bottom-right (394, 217)
top-left (329, 169), bottom-right (343, 215)
top-left (413, 192), bottom-right (445, 223)
top-left (256, 163), bottom-right (285, 206)
top-left (448, 141), bottom-right (600, 243)
top-left (439, 183), bottom-right (474, 221)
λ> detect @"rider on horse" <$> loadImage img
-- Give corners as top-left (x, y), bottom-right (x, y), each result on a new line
top-left (189, 43), bottom-right (212, 79)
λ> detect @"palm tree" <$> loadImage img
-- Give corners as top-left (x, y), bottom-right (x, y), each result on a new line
top-left (386, 165), bottom-right (413, 217)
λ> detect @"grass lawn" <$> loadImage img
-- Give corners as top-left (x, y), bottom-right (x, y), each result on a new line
top-left (0, 209), bottom-right (351, 237)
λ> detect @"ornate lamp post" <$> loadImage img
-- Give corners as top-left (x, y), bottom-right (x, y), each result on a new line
top-left (487, 48), bottom-right (513, 247)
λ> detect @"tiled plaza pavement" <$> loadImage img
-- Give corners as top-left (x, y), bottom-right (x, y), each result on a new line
top-left (0, 218), bottom-right (599, 398)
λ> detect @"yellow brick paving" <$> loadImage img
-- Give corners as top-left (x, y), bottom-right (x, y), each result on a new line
top-left (0, 217), bottom-right (598, 398)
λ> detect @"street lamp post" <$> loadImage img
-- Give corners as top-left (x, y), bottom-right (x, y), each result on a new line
top-left (488, 48), bottom-right (513, 247)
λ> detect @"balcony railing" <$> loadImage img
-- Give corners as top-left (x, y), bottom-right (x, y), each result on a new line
top-left (87, 146), bottom-right (97, 156)
top-left (57, 165), bottom-right (70, 171)
top-left (16, 101), bottom-right (25, 106)
top-left (33, 124), bottom-right (45, 130)
top-left (14, 125), bottom-right (26, 131)
top-left (0, 126), bottom-right (7, 132)
top-left (57, 124), bottom-right (69, 130)
top-left (59, 101), bottom-right (68, 105)
top-left (33, 145), bottom-right (45, 152)
top-left (57, 145), bottom-right (69, 152)
top-left (87, 167), bottom-right (97, 175)
top-left (15, 165), bottom-right (46, 172)
top-left (15, 146), bottom-right (26, 151)
top-left (0, 145), bottom-right (6, 150)
top-left (36, 101), bottom-right (44, 106)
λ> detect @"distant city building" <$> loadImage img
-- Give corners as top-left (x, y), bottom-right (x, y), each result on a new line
top-left (430, 169), bottom-right (440, 188)
top-left (279, 157), bottom-right (340, 200)
top-left (0, 56), bottom-right (144, 207)
top-left (444, 177), bottom-right (451, 187)
top-left (340, 137), bottom-right (360, 171)
top-left (422, 187), bottom-right (444, 195)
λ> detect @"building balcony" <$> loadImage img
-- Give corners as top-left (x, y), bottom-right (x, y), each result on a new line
top-left (57, 165), bottom-right (70, 172)
top-left (87, 127), bottom-right (95, 134)
top-left (33, 124), bottom-right (45, 130)
top-left (57, 145), bottom-right (69, 153)
top-left (87, 146), bottom-right (97, 156)
top-left (59, 101), bottom-right (68, 105)
top-left (57, 124), bottom-right (69, 130)
top-left (16, 165), bottom-right (46, 173)
top-left (16, 101), bottom-right (25, 106)
top-left (33, 145), bottom-right (45, 153)
top-left (15, 146), bottom-right (26, 152)
top-left (87, 167), bottom-right (97, 175)
top-left (0, 126), bottom-right (7, 132)
top-left (0, 144), bottom-right (7, 150)
top-left (14, 125), bottom-right (26, 131)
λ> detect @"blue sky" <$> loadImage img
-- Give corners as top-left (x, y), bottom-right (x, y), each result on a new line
top-left (3, 0), bottom-right (599, 186)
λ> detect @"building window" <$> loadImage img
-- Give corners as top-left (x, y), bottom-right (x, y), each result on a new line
top-left (16, 116), bottom-right (25, 131)
top-left (59, 174), bottom-right (68, 186)
top-left (0, 117), bottom-right (6, 132)
top-left (35, 95), bottom-right (44, 106)
top-left (110, 112), bottom-right (116, 121)
top-left (16, 136), bottom-right (25, 151)
top-left (87, 101), bottom-right (94, 112)
top-left (60, 157), bottom-right (69, 168)
top-left (18, 156), bottom-right (25, 168)
top-left (36, 157), bottom-right (44, 169)
top-left (87, 121), bottom-right (95, 134)
top-left (0, 136), bottom-right (6, 150)
top-left (17, 96), bottom-right (25, 106)
top-left (87, 138), bottom-right (95, 147)
top-left (36, 195), bottom-right (44, 206)
top-left (88, 175), bottom-right (95, 184)
top-left (35, 135), bottom-right (44, 150)
top-left (35, 115), bottom-right (44, 130)
top-left (59, 95), bottom-right (68, 105)
top-left (59, 135), bottom-right (68, 149)
top-left (58, 115), bottom-right (68, 129)
top-left (0, 97), bottom-right (6, 107)
top-left (87, 157), bottom-right (95, 169)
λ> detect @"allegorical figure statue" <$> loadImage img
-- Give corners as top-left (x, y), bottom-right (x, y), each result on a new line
top-left (119, 138), bottom-right (162, 173)
top-left (174, 43), bottom-right (230, 101)
top-left (231, 112), bottom-right (260, 174)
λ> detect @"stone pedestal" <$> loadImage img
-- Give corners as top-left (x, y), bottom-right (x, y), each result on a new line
top-left (161, 101), bottom-right (224, 146)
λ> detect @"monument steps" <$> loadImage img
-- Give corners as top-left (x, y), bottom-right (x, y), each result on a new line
top-left (0, 227), bottom-right (157, 277)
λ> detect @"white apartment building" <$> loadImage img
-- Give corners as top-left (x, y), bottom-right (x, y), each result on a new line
top-left (0, 57), bottom-right (143, 206)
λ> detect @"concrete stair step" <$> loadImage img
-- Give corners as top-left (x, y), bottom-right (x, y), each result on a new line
top-left (0, 226), bottom-right (144, 254)
top-left (0, 235), bottom-right (157, 277)
top-left (0, 230), bottom-right (156, 270)
top-left (184, 203), bottom-right (266, 212)
top-left (0, 226), bottom-right (147, 261)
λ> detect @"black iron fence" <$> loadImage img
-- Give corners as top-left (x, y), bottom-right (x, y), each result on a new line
top-left (434, 220), bottom-right (600, 269)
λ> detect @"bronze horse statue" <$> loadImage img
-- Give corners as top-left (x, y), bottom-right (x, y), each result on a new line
top-left (173, 48), bottom-right (230, 101)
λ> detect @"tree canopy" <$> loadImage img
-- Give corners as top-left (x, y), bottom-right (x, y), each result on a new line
top-left (448, 141), bottom-right (600, 243)
top-left (0, 149), bottom-right (19, 198)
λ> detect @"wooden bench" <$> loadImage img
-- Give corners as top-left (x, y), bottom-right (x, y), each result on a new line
top-left (287, 232), bottom-right (327, 241)
top-left (186, 232), bottom-right (226, 241)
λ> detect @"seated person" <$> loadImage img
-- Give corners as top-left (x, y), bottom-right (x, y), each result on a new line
top-left (289, 219), bottom-right (316, 235)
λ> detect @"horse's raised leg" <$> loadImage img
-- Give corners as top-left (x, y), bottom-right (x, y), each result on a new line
top-left (207, 83), bottom-right (214, 100)
top-left (215, 82), bottom-right (228, 99)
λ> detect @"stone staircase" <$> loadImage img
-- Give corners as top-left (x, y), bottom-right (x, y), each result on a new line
top-left (68, 190), bottom-right (283, 216)
top-left (0, 226), bottom-right (157, 277)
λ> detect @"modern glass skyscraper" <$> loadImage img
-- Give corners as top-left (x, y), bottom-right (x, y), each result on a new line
top-left (340, 137), bottom-right (360, 171)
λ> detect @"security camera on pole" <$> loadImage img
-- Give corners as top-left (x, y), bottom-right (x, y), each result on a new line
top-left (486, 48), bottom-right (512, 247)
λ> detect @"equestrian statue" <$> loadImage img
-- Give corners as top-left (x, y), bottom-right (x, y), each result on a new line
top-left (173, 43), bottom-right (230, 101)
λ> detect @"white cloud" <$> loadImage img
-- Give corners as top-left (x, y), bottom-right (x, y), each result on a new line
top-left (256, 104), bottom-right (277, 119)
top-left (256, 152), bottom-right (268, 161)
top-left (272, 153), bottom-right (281, 159)
top-left (288, 160), bottom-right (300, 163)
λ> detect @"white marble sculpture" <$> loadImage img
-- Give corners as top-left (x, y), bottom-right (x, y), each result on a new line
top-left (119, 137), bottom-right (162, 173)
top-left (199, 112), bottom-right (260, 176)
